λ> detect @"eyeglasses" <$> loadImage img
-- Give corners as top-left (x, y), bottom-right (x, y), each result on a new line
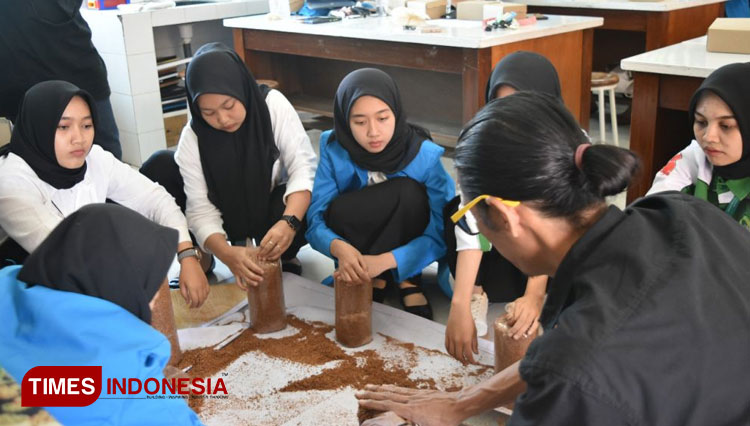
top-left (450, 194), bottom-right (520, 236)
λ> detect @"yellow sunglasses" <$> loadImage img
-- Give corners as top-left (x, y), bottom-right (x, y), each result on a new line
top-left (450, 194), bottom-right (520, 235)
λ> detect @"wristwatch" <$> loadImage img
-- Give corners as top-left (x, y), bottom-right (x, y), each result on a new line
top-left (281, 215), bottom-right (302, 232)
top-left (177, 247), bottom-right (202, 263)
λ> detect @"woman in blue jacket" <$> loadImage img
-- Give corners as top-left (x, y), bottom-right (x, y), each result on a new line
top-left (0, 204), bottom-right (202, 425)
top-left (306, 68), bottom-right (455, 319)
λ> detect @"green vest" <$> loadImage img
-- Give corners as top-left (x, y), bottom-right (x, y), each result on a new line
top-left (683, 174), bottom-right (750, 231)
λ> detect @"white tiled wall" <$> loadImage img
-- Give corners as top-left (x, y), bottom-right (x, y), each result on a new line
top-left (133, 92), bottom-right (165, 133)
top-left (138, 129), bottom-right (171, 163)
top-left (151, 7), bottom-right (186, 27)
top-left (126, 52), bottom-right (160, 95)
top-left (185, 4), bottom-right (219, 22)
top-left (122, 13), bottom-right (155, 55)
top-left (118, 130), bottom-right (141, 165)
top-left (109, 93), bottom-right (137, 133)
top-left (246, 1), bottom-right (270, 15)
top-left (84, 0), bottom-right (268, 166)
top-left (82, 10), bottom-right (126, 55)
top-left (218, 1), bottom-right (251, 17)
top-left (99, 53), bottom-right (131, 94)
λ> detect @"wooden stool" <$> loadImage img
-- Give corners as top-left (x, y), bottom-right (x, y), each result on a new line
top-left (257, 79), bottom-right (280, 91)
top-left (591, 72), bottom-right (619, 146)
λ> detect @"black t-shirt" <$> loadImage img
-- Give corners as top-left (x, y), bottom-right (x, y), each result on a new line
top-left (0, 0), bottom-right (110, 120)
top-left (510, 192), bottom-right (750, 426)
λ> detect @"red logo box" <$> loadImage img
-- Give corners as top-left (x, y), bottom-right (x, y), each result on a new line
top-left (22, 366), bottom-right (102, 407)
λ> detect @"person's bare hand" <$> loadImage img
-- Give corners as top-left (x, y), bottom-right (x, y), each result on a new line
top-left (445, 304), bottom-right (478, 364)
top-left (178, 257), bottom-right (209, 308)
top-left (258, 220), bottom-right (295, 260)
top-left (331, 239), bottom-right (369, 283)
top-left (357, 384), bottom-right (465, 426)
top-left (362, 253), bottom-right (394, 279)
top-left (506, 293), bottom-right (543, 340)
top-left (217, 245), bottom-right (264, 290)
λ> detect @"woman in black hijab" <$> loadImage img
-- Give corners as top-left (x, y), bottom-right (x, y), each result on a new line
top-left (648, 62), bottom-right (750, 229)
top-left (140, 42), bottom-right (318, 287)
top-left (0, 80), bottom-right (209, 308)
top-left (20, 203), bottom-right (176, 323)
top-left (0, 204), bottom-right (202, 425)
top-left (5, 80), bottom-right (95, 189)
top-left (306, 68), bottom-right (456, 319)
top-left (443, 52), bottom-right (560, 364)
top-left (485, 50), bottom-right (562, 102)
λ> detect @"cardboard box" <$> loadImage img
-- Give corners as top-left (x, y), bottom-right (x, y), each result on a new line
top-left (456, 1), bottom-right (526, 20)
top-left (164, 114), bottom-right (188, 148)
top-left (407, 0), bottom-right (448, 19)
top-left (500, 2), bottom-right (526, 18)
top-left (707, 18), bottom-right (750, 54)
top-left (456, 1), bottom-right (484, 20)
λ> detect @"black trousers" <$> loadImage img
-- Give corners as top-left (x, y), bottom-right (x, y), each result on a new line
top-left (139, 150), bottom-right (306, 261)
top-left (0, 237), bottom-right (29, 267)
top-left (443, 195), bottom-right (528, 302)
top-left (325, 177), bottom-right (430, 283)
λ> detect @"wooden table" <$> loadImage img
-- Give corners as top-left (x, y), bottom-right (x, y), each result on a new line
top-left (513, 0), bottom-right (724, 71)
top-left (224, 15), bottom-right (602, 144)
top-left (620, 36), bottom-right (750, 202)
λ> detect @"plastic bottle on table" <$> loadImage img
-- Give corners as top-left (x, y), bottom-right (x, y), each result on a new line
top-left (246, 245), bottom-right (287, 334)
top-left (150, 280), bottom-right (183, 365)
top-left (335, 275), bottom-right (373, 348)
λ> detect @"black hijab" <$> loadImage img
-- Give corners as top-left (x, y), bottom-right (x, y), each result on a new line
top-left (486, 51), bottom-right (562, 102)
top-left (18, 204), bottom-right (177, 324)
top-left (186, 42), bottom-right (279, 243)
top-left (8, 80), bottom-right (97, 189)
top-left (332, 68), bottom-right (430, 174)
top-left (688, 62), bottom-right (750, 181)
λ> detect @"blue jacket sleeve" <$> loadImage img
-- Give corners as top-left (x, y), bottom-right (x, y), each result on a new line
top-left (305, 131), bottom-right (345, 259)
top-left (391, 144), bottom-right (455, 282)
top-left (0, 267), bottom-right (203, 426)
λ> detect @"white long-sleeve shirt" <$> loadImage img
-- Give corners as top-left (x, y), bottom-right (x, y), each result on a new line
top-left (647, 139), bottom-right (738, 205)
top-left (648, 140), bottom-right (717, 194)
top-left (455, 210), bottom-right (491, 252)
top-left (174, 89), bottom-right (318, 250)
top-left (0, 145), bottom-right (191, 252)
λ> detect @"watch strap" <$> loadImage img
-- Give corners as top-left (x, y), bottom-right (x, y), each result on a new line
top-left (177, 247), bottom-right (200, 263)
top-left (281, 215), bottom-right (301, 232)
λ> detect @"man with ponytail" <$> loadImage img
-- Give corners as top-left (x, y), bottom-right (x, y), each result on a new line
top-left (357, 92), bottom-right (750, 426)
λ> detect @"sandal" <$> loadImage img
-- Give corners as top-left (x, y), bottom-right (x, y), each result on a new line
top-left (399, 280), bottom-right (433, 320)
top-left (282, 257), bottom-right (302, 276)
top-left (372, 278), bottom-right (387, 303)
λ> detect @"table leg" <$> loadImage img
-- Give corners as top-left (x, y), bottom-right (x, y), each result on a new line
top-left (579, 28), bottom-right (594, 131)
top-left (627, 72), bottom-right (660, 203)
top-left (461, 48), bottom-right (492, 125)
